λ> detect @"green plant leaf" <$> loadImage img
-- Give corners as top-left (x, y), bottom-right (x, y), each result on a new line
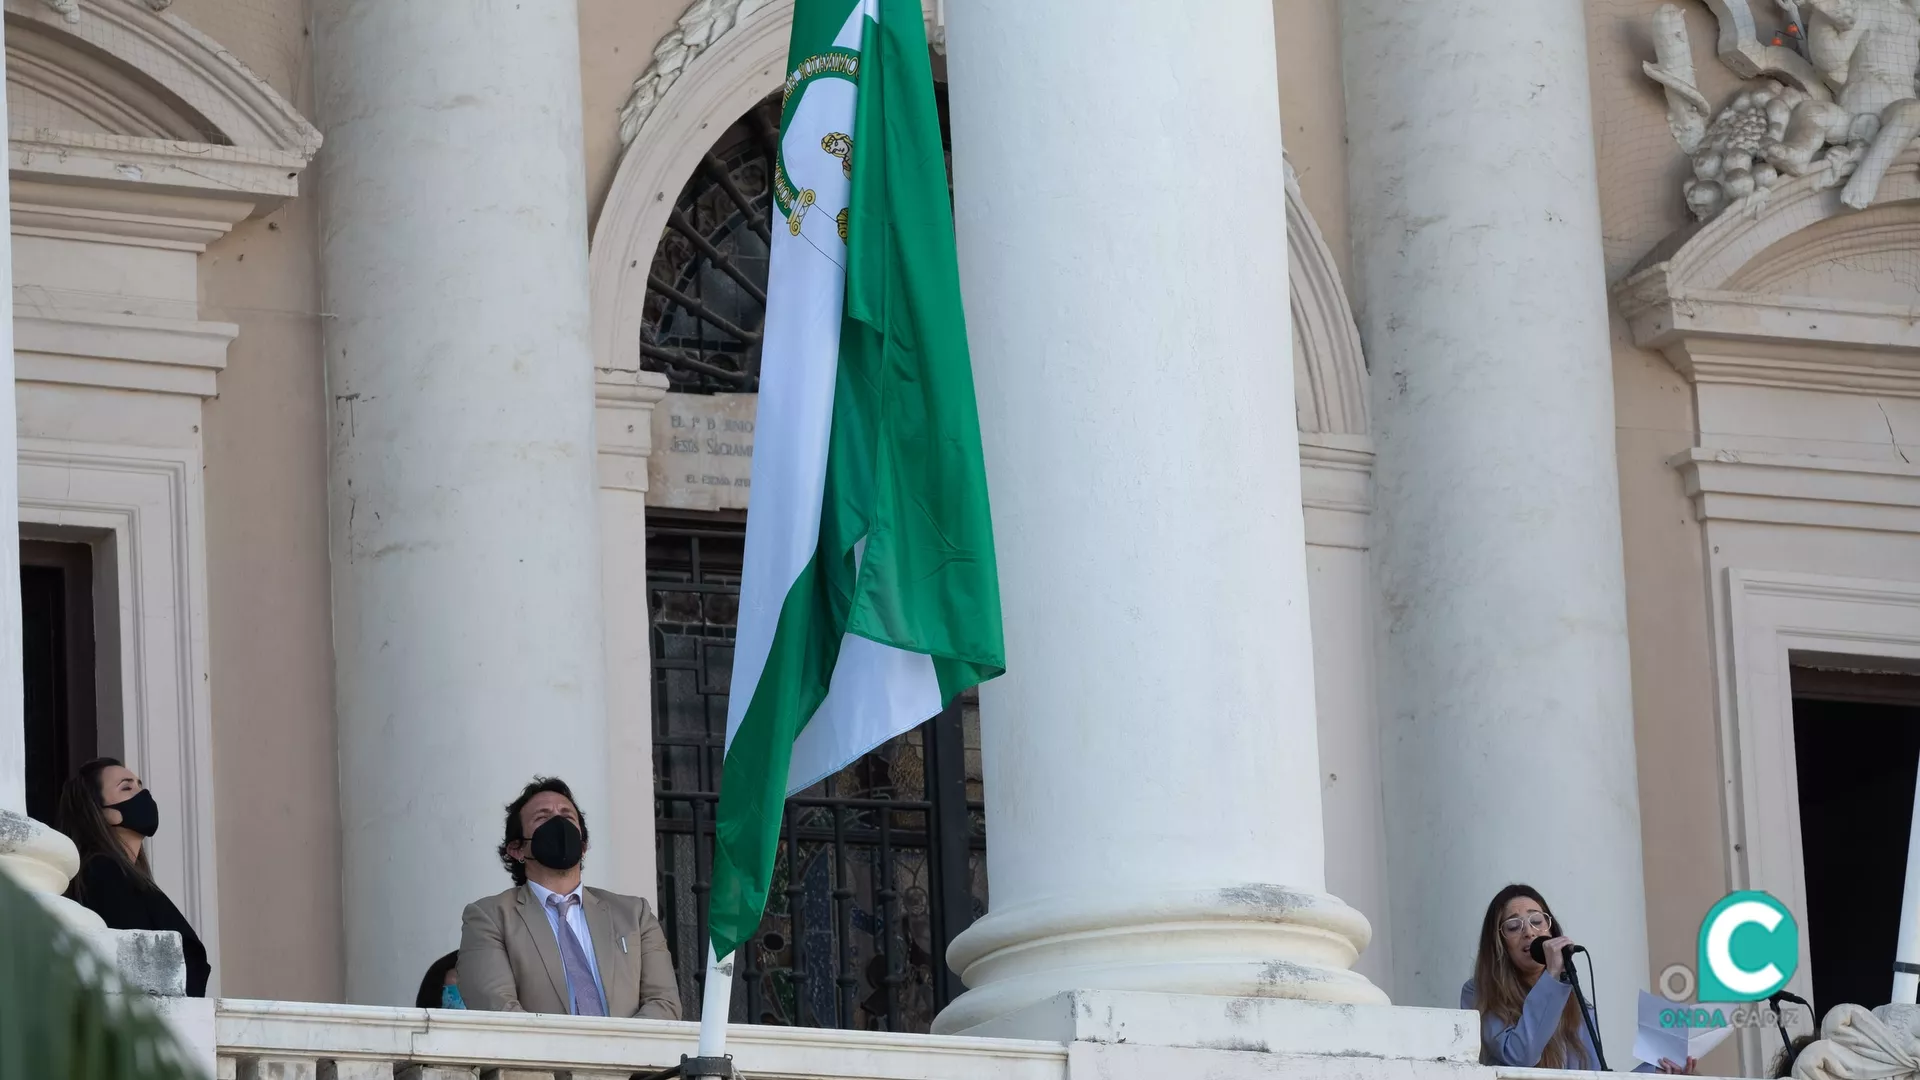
top-left (0, 868), bottom-right (202, 1080)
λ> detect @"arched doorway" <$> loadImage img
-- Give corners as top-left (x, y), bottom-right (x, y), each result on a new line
top-left (642, 89), bottom-right (984, 1035)
top-left (593, 0), bottom-right (1389, 1015)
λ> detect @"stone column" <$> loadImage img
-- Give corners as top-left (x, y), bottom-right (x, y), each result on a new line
top-left (932, 0), bottom-right (1383, 1035)
top-left (0, 20), bottom-right (24, 817)
top-left (1343, 0), bottom-right (1649, 1056)
top-left (313, 2), bottom-right (610, 1004)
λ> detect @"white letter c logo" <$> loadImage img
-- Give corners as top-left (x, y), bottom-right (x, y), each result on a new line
top-left (1706, 899), bottom-right (1785, 997)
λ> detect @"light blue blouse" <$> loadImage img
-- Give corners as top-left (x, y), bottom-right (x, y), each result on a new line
top-left (1461, 976), bottom-right (1655, 1072)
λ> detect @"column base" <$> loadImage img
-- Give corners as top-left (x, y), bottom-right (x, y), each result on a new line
top-left (948, 989), bottom-right (1478, 1064)
top-left (0, 808), bottom-right (109, 934)
top-left (932, 885), bottom-right (1389, 1035)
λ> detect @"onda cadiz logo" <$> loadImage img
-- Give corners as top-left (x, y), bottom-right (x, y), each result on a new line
top-left (1697, 891), bottom-right (1799, 1002)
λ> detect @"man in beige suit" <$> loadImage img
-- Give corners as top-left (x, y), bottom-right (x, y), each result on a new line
top-left (458, 777), bottom-right (681, 1018)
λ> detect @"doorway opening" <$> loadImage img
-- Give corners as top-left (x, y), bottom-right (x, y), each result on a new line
top-left (1792, 663), bottom-right (1920, 1023)
top-left (21, 538), bottom-right (99, 823)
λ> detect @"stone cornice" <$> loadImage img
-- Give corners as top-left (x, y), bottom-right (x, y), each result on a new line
top-left (1620, 159), bottom-right (1920, 397)
top-left (11, 178), bottom-right (254, 250)
top-left (11, 129), bottom-right (309, 208)
top-left (14, 308), bottom-right (238, 398)
top-left (6, 0), bottom-right (322, 212)
top-left (1626, 289), bottom-right (1920, 397)
top-left (1674, 448), bottom-right (1920, 532)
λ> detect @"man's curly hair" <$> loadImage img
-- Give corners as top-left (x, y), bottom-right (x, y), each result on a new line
top-left (498, 776), bottom-right (589, 886)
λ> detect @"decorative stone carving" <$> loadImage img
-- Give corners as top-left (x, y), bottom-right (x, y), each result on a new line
top-left (617, 0), bottom-right (763, 148)
top-left (1767, 0), bottom-right (1920, 209)
top-left (619, 0), bottom-right (947, 148)
top-left (1694, 0), bottom-right (1832, 88)
top-left (1648, 1), bottom-right (1920, 218)
top-left (1648, 6), bottom-right (1794, 218)
top-left (1794, 1003), bottom-right (1920, 1080)
top-left (40, 0), bottom-right (169, 21)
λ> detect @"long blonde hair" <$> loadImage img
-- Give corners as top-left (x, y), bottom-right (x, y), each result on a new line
top-left (1472, 884), bottom-right (1587, 1069)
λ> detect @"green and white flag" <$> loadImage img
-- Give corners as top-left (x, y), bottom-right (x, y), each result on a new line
top-left (708, 0), bottom-right (1004, 965)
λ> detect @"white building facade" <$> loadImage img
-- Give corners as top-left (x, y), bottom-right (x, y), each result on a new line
top-left (2, 0), bottom-right (1919, 1077)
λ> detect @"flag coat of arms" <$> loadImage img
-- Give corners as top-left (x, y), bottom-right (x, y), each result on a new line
top-left (707, 0), bottom-right (1005, 964)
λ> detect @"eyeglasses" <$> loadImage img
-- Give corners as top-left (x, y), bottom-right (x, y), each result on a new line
top-left (1501, 912), bottom-right (1552, 936)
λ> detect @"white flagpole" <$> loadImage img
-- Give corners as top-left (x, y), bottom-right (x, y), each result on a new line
top-left (1895, 754), bottom-right (1920, 1005)
top-left (696, 947), bottom-right (736, 1057)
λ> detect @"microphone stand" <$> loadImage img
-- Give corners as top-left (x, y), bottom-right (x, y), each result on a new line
top-left (1563, 948), bottom-right (1611, 1072)
top-left (1770, 989), bottom-right (1811, 1071)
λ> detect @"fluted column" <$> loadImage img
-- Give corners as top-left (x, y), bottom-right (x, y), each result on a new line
top-left (1343, 0), bottom-right (1649, 1057)
top-left (313, 1), bottom-right (610, 1004)
top-left (932, 0), bottom-right (1382, 1035)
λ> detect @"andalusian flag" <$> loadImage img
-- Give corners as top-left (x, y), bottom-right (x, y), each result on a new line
top-left (707, 0), bottom-right (1004, 964)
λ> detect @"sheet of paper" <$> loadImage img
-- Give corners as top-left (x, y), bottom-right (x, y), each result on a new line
top-left (1635, 991), bottom-right (1688, 1067)
top-left (1685, 1019), bottom-right (1736, 1060)
top-left (1634, 990), bottom-right (1738, 1067)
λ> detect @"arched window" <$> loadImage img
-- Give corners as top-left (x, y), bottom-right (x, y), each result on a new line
top-left (641, 94), bottom-right (778, 393)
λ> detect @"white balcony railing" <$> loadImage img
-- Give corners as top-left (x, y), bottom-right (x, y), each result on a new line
top-left (215, 1000), bottom-right (1069, 1080)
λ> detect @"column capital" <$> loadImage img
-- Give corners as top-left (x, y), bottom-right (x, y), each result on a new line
top-left (595, 369), bottom-right (670, 494)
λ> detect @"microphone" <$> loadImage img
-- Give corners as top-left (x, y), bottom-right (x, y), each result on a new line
top-left (1770, 988), bottom-right (1810, 1054)
top-left (1529, 936), bottom-right (1589, 972)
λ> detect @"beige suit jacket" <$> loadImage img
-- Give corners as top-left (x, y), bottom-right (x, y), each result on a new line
top-left (458, 883), bottom-right (681, 1019)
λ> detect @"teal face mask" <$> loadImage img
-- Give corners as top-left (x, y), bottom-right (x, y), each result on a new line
top-left (440, 984), bottom-right (465, 1010)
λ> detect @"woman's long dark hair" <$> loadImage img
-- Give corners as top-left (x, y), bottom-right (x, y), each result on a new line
top-left (1773, 1033), bottom-right (1815, 1079)
top-left (1472, 883), bottom-right (1587, 1069)
top-left (56, 757), bottom-right (154, 900)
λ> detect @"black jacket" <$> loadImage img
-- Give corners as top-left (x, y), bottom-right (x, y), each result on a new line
top-left (71, 854), bottom-right (210, 997)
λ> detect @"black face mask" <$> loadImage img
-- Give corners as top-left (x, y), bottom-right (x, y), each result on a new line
top-left (106, 789), bottom-right (159, 838)
top-left (528, 816), bottom-right (583, 871)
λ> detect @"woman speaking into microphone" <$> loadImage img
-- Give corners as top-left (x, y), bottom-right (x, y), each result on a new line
top-left (1462, 884), bottom-right (1693, 1073)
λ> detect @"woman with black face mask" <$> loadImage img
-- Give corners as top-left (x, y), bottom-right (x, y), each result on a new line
top-left (55, 757), bottom-right (211, 997)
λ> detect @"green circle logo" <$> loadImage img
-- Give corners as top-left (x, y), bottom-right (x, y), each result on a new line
top-left (1696, 891), bottom-right (1798, 1002)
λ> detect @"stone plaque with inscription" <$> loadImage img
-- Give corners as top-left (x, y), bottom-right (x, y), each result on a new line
top-left (648, 392), bottom-right (757, 511)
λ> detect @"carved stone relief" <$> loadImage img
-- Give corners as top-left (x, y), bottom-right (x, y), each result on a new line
top-left (620, 0), bottom-right (946, 148)
top-left (40, 0), bottom-right (167, 22)
top-left (1648, 1), bottom-right (1920, 218)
